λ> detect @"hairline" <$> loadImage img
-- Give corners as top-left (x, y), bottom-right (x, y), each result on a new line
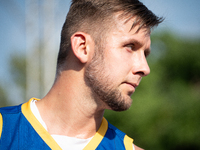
top-left (56, 12), bottom-right (152, 78)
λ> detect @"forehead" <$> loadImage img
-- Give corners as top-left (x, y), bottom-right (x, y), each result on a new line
top-left (114, 13), bottom-right (150, 35)
top-left (106, 14), bottom-right (151, 45)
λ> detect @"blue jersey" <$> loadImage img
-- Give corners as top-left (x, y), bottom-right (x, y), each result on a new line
top-left (0, 98), bottom-right (133, 149)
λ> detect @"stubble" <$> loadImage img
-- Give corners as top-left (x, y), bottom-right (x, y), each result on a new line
top-left (84, 46), bottom-right (132, 111)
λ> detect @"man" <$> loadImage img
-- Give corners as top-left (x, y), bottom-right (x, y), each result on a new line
top-left (0, 0), bottom-right (163, 149)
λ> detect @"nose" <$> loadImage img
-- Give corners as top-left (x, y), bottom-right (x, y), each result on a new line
top-left (132, 53), bottom-right (150, 77)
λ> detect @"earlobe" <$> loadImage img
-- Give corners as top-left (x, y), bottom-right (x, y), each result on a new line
top-left (71, 32), bottom-right (91, 64)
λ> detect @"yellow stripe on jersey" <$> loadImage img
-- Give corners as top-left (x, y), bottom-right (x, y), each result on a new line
top-left (83, 117), bottom-right (108, 150)
top-left (21, 98), bottom-right (62, 150)
top-left (124, 135), bottom-right (134, 150)
top-left (0, 113), bottom-right (2, 138)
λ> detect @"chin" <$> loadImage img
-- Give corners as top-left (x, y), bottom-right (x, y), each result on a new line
top-left (110, 96), bottom-right (133, 112)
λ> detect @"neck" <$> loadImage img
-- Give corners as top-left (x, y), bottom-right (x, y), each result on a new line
top-left (36, 70), bottom-right (105, 139)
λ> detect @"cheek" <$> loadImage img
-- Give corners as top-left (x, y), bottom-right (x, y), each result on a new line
top-left (104, 49), bottom-right (132, 79)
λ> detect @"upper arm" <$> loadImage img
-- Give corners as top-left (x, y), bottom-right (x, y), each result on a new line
top-left (0, 113), bottom-right (2, 139)
top-left (134, 144), bottom-right (144, 150)
top-left (124, 135), bottom-right (134, 150)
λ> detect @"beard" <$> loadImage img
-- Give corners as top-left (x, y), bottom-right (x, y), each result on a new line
top-left (84, 46), bottom-right (132, 111)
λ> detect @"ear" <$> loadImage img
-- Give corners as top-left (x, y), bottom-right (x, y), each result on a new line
top-left (71, 32), bottom-right (93, 64)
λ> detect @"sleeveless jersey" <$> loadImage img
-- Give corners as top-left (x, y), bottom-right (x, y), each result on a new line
top-left (0, 98), bottom-right (133, 150)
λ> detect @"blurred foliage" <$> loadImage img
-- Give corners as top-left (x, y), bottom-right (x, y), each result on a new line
top-left (0, 86), bottom-right (9, 107)
top-left (9, 54), bottom-right (27, 101)
top-left (105, 32), bottom-right (200, 150)
top-left (0, 54), bottom-right (26, 107)
top-left (9, 54), bottom-right (26, 91)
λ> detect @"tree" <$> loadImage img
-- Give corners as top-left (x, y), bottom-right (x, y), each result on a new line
top-left (9, 53), bottom-right (26, 100)
top-left (0, 86), bottom-right (9, 107)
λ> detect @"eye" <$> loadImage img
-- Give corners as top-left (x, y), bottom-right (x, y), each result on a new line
top-left (144, 49), bottom-right (151, 57)
top-left (125, 44), bottom-right (135, 51)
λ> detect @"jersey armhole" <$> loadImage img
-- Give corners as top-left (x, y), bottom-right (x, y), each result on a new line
top-left (124, 135), bottom-right (134, 150)
top-left (0, 113), bottom-right (2, 139)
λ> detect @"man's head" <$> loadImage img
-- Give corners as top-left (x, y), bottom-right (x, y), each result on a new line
top-left (56, 0), bottom-right (163, 75)
top-left (56, 0), bottom-right (163, 111)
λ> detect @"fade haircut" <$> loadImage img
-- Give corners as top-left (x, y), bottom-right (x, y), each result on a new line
top-left (56, 0), bottom-right (163, 75)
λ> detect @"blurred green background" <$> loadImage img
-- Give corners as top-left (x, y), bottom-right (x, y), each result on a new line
top-left (0, 0), bottom-right (200, 150)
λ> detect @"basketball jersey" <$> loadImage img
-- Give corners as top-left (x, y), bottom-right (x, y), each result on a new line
top-left (0, 98), bottom-right (134, 149)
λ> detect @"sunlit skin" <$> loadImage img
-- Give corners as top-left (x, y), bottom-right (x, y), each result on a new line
top-left (36, 14), bottom-right (150, 150)
top-left (104, 17), bottom-right (151, 97)
top-left (103, 19), bottom-right (151, 108)
top-left (85, 16), bottom-right (151, 111)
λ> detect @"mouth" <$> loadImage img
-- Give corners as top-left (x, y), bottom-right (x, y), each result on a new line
top-left (122, 82), bottom-right (139, 94)
top-left (125, 82), bottom-right (138, 88)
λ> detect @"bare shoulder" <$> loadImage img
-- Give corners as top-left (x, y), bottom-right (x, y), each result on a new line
top-left (134, 144), bottom-right (144, 150)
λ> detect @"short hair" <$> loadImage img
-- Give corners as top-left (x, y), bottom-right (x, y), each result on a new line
top-left (56, 0), bottom-right (163, 75)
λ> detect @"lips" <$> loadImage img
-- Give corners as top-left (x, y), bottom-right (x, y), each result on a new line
top-left (129, 83), bottom-right (138, 88)
top-left (122, 82), bottom-right (139, 92)
top-left (124, 82), bottom-right (138, 88)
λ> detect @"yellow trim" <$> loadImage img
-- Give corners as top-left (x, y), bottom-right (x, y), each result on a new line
top-left (21, 98), bottom-right (62, 150)
top-left (83, 117), bottom-right (108, 150)
top-left (0, 113), bottom-right (2, 139)
top-left (22, 98), bottom-right (108, 150)
top-left (124, 135), bottom-right (134, 150)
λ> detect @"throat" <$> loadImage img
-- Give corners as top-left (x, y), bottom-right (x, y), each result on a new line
top-left (32, 99), bottom-right (104, 139)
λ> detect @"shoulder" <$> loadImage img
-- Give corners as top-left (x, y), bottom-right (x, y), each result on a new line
top-left (107, 121), bottom-right (135, 149)
top-left (0, 104), bottom-right (23, 139)
top-left (134, 144), bottom-right (144, 150)
top-left (107, 122), bottom-right (126, 139)
top-left (0, 104), bottom-right (22, 114)
top-left (107, 121), bottom-right (144, 150)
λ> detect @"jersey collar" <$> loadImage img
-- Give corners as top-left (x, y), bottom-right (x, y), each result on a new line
top-left (22, 98), bottom-right (108, 150)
